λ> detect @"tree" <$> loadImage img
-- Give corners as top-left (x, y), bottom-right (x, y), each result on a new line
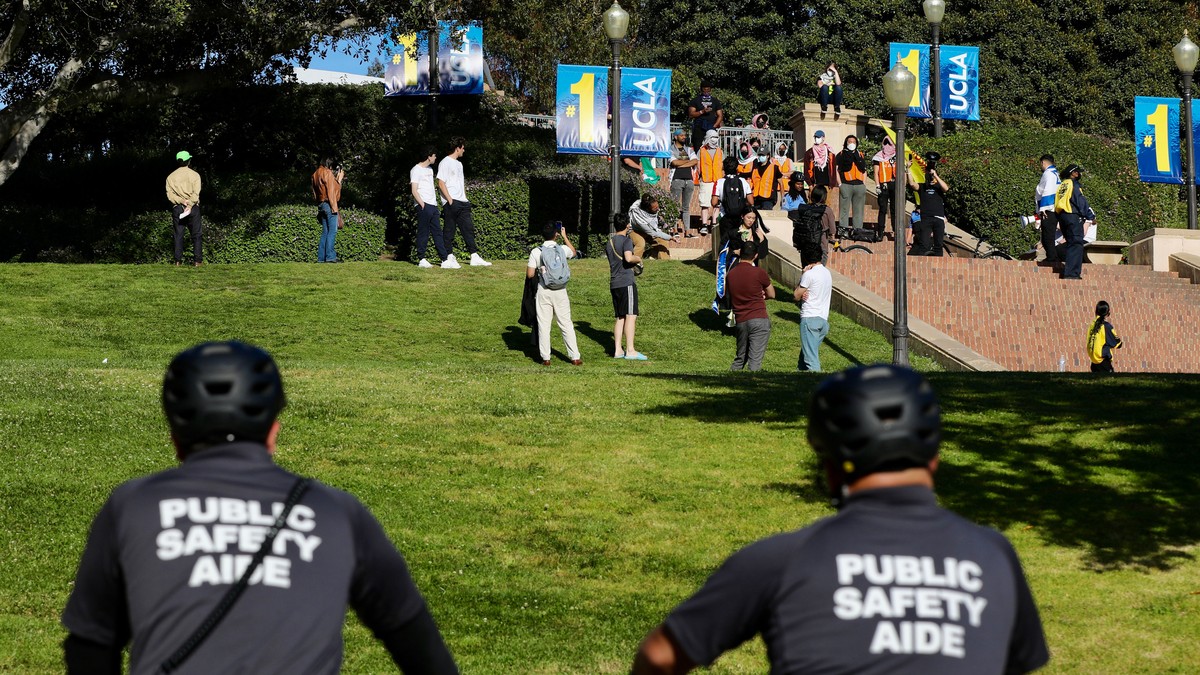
top-left (0, 0), bottom-right (434, 186)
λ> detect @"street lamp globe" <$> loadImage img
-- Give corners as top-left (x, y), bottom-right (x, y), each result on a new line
top-left (923, 0), bottom-right (946, 25)
top-left (883, 62), bottom-right (917, 111)
top-left (1174, 30), bottom-right (1199, 75)
top-left (603, 2), bottom-right (630, 41)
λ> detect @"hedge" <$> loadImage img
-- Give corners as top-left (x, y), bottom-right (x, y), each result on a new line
top-left (908, 123), bottom-right (1185, 256)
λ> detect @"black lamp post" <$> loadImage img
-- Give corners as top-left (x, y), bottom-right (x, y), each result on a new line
top-left (923, 0), bottom-right (945, 138)
top-left (1175, 30), bottom-right (1199, 230)
top-left (884, 62), bottom-right (917, 366)
top-left (604, 2), bottom-right (630, 233)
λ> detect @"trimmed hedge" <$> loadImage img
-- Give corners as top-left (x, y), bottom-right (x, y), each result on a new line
top-left (206, 205), bottom-right (387, 263)
top-left (909, 123), bottom-right (1185, 256)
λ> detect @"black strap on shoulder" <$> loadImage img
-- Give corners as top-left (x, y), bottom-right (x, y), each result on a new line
top-left (160, 477), bottom-right (311, 674)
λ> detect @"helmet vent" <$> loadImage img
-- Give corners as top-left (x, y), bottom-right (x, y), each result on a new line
top-left (251, 381), bottom-right (272, 395)
top-left (203, 381), bottom-right (233, 396)
top-left (874, 404), bottom-right (903, 423)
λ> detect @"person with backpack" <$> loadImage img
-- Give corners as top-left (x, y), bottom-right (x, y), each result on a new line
top-left (1086, 300), bottom-right (1123, 372)
top-left (1053, 164), bottom-right (1095, 280)
top-left (790, 185), bottom-right (837, 263)
top-left (712, 157), bottom-right (753, 245)
top-left (608, 214), bottom-right (648, 360)
top-left (526, 222), bottom-right (581, 366)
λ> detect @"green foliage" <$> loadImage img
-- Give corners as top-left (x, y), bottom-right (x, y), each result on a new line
top-left (911, 123), bottom-right (1184, 255)
top-left (94, 212), bottom-right (175, 264)
top-left (206, 205), bottom-right (386, 263)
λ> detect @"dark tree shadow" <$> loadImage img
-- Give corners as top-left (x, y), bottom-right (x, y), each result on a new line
top-left (625, 370), bottom-right (1200, 571)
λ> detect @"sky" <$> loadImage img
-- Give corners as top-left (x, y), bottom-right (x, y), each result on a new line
top-left (300, 35), bottom-right (394, 75)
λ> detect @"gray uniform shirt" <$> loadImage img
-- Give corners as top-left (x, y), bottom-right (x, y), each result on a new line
top-left (63, 443), bottom-right (429, 674)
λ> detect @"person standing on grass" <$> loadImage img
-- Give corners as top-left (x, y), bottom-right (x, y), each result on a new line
top-left (526, 222), bottom-right (581, 366)
top-left (727, 240), bottom-right (775, 371)
top-left (1086, 300), bottom-right (1123, 373)
top-left (437, 137), bottom-right (492, 267)
top-left (795, 241), bottom-right (831, 372)
top-left (411, 145), bottom-right (455, 269)
top-left (608, 214), bottom-right (647, 361)
top-left (166, 150), bottom-right (203, 267)
top-left (62, 341), bottom-right (459, 675)
top-left (632, 364), bottom-right (1050, 675)
top-left (311, 157), bottom-right (343, 263)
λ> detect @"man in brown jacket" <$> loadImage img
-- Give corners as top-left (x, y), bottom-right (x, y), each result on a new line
top-left (166, 151), bottom-right (203, 266)
top-left (311, 158), bottom-right (344, 263)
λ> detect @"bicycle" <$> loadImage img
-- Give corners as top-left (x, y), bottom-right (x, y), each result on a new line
top-left (944, 231), bottom-right (1013, 260)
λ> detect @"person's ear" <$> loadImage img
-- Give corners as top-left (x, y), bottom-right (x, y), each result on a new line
top-left (265, 419), bottom-right (282, 456)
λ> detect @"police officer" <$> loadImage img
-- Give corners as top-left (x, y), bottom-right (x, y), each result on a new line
top-left (62, 341), bottom-right (458, 674)
top-left (632, 365), bottom-right (1050, 674)
top-left (1054, 164), bottom-right (1095, 280)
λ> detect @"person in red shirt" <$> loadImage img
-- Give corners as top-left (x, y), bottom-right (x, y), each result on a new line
top-left (726, 240), bottom-right (776, 371)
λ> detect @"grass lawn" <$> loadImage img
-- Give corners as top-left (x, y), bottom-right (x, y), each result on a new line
top-left (0, 259), bottom-right (1197, 673)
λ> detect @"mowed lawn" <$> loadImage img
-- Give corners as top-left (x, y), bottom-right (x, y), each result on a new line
top-left (0, 260), bottom-right (1197, 673)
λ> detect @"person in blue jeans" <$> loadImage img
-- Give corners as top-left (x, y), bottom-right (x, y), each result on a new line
top-left (794, 241), bottom-right (832, 371)
top-left (311, 157), bottom-right (343, 262)
top-left (409, 145), bottom-right (454, 268)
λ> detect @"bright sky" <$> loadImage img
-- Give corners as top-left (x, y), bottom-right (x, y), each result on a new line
top-left (300, 34), bottom-right (394, 75)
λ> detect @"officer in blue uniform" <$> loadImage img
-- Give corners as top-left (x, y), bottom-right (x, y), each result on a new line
top-left (63, 341), bottom-right (459, 674)
top-left (632, 365), bottom-right (1050, 674)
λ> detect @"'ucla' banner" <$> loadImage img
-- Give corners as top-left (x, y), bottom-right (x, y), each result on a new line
top-left (1135, 97), bottom-right (1183, 184)
top-left (619, 68), bottom-right (672, 158)
top-left (889, 43), bottom-right (931, 119)
top-left (940, 46), bottom-right (980, 121)
top-left (384, 33), bottom-right (429, 96)
top-left (438, 22), bottom-right (484, 95)
top-left (556, 65), bottom-right (610, 155)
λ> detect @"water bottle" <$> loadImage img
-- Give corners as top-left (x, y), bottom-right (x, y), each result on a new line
top-left (1058, 355), bottom-right (1066, 372)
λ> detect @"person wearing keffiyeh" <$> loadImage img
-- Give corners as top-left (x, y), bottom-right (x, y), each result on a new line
top-left (872, 137), bottom-right (898, 237)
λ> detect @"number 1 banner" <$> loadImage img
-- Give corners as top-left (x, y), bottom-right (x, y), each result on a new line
top-left (1135, 97), bottom-right (1184, 184)
top-left (556, 65), bottom-right (610, 155)
top-left (889, 43), bottom-right (931, 119)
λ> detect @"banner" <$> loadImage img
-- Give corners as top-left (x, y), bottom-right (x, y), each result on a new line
top-left (384, 33), bottom-right (430, 96)
top-left (556, 65), bottom-right (610, 155)
top-left (889, 43), bottom-right (931, 119)
top-left (940, 46), bottom-right (980, 121)
top-left (618, 68), bottom-right (672, 158)
top-left (437, 21), bottom-right (484, 95)
top-left (1135, 97), bottom-right (1183, 184)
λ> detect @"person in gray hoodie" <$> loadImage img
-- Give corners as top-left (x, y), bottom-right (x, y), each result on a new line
top-left (628, 192), bottom-right (680, 260)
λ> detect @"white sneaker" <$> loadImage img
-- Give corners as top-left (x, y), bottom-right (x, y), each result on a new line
top-left (441, 257), bottom-right (461, 269)
top-left (418, 258), bottom-right (433, 268)
top-left (726, 313), bottom-right (737, 328)
top-left (470, 253), bottom-right (492, 266)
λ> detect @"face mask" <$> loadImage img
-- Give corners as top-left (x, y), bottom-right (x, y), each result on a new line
top-left (706, 137), bottom-right (718, 147)
top-left (776, 150), bottom-right (786, 158)
top-left (815, 138), bottom-right (824, 145)
top-left (847, 143), bottom-right (857, 151)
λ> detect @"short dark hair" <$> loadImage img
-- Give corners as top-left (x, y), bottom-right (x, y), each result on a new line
top-left (700, 81), bottom-right (712, 89)
top-left (321, 157), bottom-right (335, 169)
top-left (739, 240), bottom-right (758, 259)
top-left (722, 157), bottom-right (739, 175)
top-left (449, 136), bottom-right (467, 152)
top-left (641, 192), bottom-right (658, 208)
top-left (542, 222), bottom-right (558, 240)
top-left (613, 213), bottom-right (630, 231)
top-left (800, 242), bottom-right (823, 266)
top-left (810, 185), bottom-right (828, 205)
top-left (420, 144), bottom-right (437, 160)
top-left (1040, 154), bottom-right (1055, 164)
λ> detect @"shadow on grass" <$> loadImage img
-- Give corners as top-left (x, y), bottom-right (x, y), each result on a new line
top-left (502, 325), bottom-right (540, 363)
top-left (688, 308), bottom-right (734, 335)
top-left (576, 321), bottom-right (613, 356)
top-left (627, 370), bottom-right (1200, 571)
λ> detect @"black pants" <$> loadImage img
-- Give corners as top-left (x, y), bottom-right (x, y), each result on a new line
top-left (909, 214), bottom-right (944, 256)
top-left (442, 201), bottom-right (478, 256)
top-left (1060, 214), bottom-right (1084, 278)
top-left (1090, 360), bottom-right (1113, 373)
top-left (172, 204), bottom-right (203, 263)
top-left (876, 182), bottom-right (894, 233)
top-left (1039, 210), bottom-right (1059, 263)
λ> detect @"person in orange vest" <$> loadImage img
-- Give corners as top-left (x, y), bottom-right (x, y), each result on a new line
top-left (872, 137), bottom-right (898, 238)
top-left (771, 142), bottom-right (794, 208)
top-left (750, 147), bottom-right (781, 210)
top-left (696, 129), bottom-right (724, 236)
top-left (736, 141), bottom-right (755, 183)
top-left (836, 135), bottom-right (868, 232)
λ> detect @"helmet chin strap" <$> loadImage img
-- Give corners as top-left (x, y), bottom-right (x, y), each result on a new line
top-left (824, 461), bottom-right (849, 510)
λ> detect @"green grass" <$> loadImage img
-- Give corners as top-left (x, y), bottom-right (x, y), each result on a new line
top-left (0, 260), bottom-right (1197, 673)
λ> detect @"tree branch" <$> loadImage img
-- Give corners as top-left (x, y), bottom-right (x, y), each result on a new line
top-left (0, 0), bottom-right (33, 72)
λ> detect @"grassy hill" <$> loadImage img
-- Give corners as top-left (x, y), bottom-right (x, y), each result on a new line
top-left (0, 260), bottom-right (1197, 673)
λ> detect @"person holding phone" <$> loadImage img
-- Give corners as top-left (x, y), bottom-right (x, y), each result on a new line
top-left (816, 63), bottom-right (843, 116)
top-left (687, 82), bottom-right (724, 151)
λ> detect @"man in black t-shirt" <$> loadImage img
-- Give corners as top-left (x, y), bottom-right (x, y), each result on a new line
top-left (909, 152), bottom-right (950, 256)
top-left (632, 365), bottom-right (1049, 675)
top-left (687, 82), bottom-right (724, 150)
top-left (607, 214), bottom-right (647, 360)
top-left (62, 342), bottom-right (458, 674)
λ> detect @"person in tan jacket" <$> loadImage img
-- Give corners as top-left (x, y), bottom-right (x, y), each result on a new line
top-left (166, 151), bottom-right (203, 266)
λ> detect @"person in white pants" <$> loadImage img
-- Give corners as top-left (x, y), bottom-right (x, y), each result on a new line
top-left (526, 223), bottom-right (581, 366)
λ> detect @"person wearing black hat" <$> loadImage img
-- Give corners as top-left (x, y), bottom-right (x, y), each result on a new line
top-left (909, 152), bottom-right (950, 256)
top-left (632, 365), bottom-right (1050, 675)
top-left (1053, 164), bottom-right (1095, 280)
top-left (62, 342), bottom-right (459, 674)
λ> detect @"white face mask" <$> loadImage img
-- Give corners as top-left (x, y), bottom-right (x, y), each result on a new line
top-left (815, 138), bottom-right (824, 145)
top-left (706, 137), bottom-right (718, 147)
top-left (847, 143), bottom-right (857, 151)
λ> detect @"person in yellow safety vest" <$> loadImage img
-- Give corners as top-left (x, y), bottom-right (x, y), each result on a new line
top-left (872, 137), bottom-right (898, 238)
top-left (772, 142), bottom-right (794, 208)
top-left (697, 130), bottom-right (724, 236)
top-left (750, 148), bottom-right (781, 211)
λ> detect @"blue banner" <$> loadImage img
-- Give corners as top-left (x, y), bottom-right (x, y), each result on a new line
top-left (940, 46), bottom-right (980, 121)
top-left (889, 43), bottom-right (931, 119)
top-left (1135, 97), bottom-right (1183, 184)
top-left (619, 68), bottom-right (672, 158)
top-left (437, 21), bottom-right (484, 95)
top-left (556, 65), bottom-right (610, 155)
top-left (384, 33), bottom-right (429, 96)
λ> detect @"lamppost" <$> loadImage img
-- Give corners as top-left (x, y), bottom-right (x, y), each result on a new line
top-left (604, 1), bottom-right (629, 233)
top-left (923, 0), bottom-right (945, 138)
top-left (1174, 30), bottom-right (1198, 230)
top-left (884, 62), bottom-right (917, 367)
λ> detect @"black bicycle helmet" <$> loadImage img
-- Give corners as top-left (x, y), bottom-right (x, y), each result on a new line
top-left (807, 365), bottom-right (940, 483)
top-left (162, 341), bottom-right (286, 451)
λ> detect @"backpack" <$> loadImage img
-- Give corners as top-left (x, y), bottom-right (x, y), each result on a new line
top-left (1054, 179), bottom-right (1074, 213)
top-left (721, 176), bottom-right (747, 215)
top-left (539, 243), bottom-right (571, 290)
top-left (790, 204), bottom-right (827, 251)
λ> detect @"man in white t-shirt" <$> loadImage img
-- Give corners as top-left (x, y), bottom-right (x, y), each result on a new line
top-left (410, 145), bottom-right (454, 268)
top-left (526, 222), bottom-right (581, 366)
top-left (794, 241), bottom-right (832, 371)
top-left (437, 137), bottom-right (491, 267)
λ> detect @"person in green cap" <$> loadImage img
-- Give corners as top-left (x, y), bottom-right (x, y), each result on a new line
top-left (166, 150), bottom-right (203, 266)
